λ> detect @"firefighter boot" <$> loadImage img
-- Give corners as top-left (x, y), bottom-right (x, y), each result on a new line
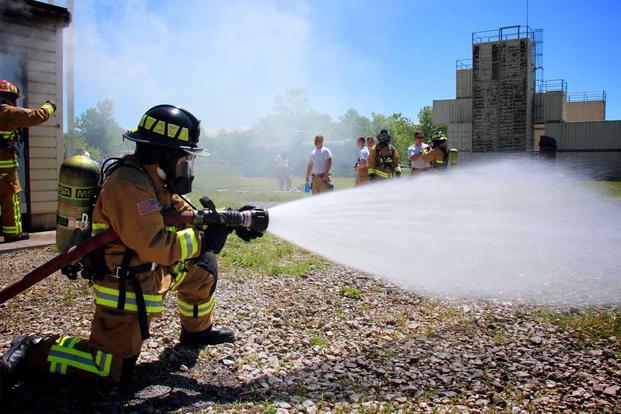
top-left (179, 326), bottom-right (235, 346)
top-left (0, 335), bottom-right (43, 389)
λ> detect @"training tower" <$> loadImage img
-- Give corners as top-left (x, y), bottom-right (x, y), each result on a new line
top-left (433, 25), bottom-right (619, 178)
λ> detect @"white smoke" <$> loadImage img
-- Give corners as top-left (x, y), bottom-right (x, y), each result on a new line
top-left (72, 0), bottom-right (378, 129)
top-left (269, 158), bottom-right (621, 306)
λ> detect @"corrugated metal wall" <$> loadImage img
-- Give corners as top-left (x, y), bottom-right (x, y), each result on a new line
top-left (456, 69), bottom-right (472, 98)
top-left (565, 101), bottom-right (605, 122)
top-left (534, 91), bottom-right (565, 123)
top-left (448, 122), bottom-right (472, 152)
top-left (432, 98), bottom-right (472, 126)
top-left (0, 17), bottom-right (65, 229)
top-left (545, 121), bottom-right (621, 179)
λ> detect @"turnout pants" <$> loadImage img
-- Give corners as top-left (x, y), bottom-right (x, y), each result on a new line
top-left (0, 171), bottom-right (23, 238)
top-left (311, 174), bottom-right (332, 194)
top-left (25, 252), bottom-right (219, 382)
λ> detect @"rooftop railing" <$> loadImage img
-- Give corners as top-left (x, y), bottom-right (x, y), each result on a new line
top-left (567, 91), bottom-right (607, 102)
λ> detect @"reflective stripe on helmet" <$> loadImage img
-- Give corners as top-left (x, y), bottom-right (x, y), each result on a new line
top-left (177, 228), bottom-right (198, 259)
top-left (178, 296), bottom-right (215, 318)
top-left (93, 284), bottom-right (164, 314)
top-left (140, 114), bottom-right (190, 142)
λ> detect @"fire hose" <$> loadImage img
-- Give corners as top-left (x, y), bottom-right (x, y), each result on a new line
top-left (0, 199), bottom-right (268, 305)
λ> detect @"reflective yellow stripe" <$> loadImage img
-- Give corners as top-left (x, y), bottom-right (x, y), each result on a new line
top-left (0, 130), bottom-right (17, 139)
top-left (165, 226), bottom-right (176, 232)
top-left (178, 128), bottom-right (189, 142)
top-left (139, 114), bottom-right (147, 127)
top-left (47, 336), bottom-right (112, 377)
top-left (177, 228), bottom-right (198, 259)
top-left (167, 124), bottom-right (180, 138)
top-left (170, 260), bottom-right (188, 290)
top-left (144, 116), bottom-right (156, 130)
top-left (368, 168), bottom-right (391, 178)
top-left (0, 159), bottom-right (18, 169)
top-left (41, 103), bottom-right (55, 115)
top-left (152, 120), bottom-right (165, 135)
top-left (13, 193), bottom-right (21, 234)
top-left (93, 284), bottom-right (163, 314)
top-left (91, 222), bottom-right (110, 236)
top-left (394, 166), bottom-right (402, 173)
top-left (178, 296), bottom-right (215, 318)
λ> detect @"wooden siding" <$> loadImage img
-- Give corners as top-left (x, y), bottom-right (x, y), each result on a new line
top-left (0, 17), bottom-right (65, 223)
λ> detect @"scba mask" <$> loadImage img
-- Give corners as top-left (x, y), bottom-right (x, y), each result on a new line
top-left (165, 153), bottom-right (196, 195)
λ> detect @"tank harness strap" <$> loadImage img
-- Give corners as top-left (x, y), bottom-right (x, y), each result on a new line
top-left (116, 248), bottom-right (153, 340)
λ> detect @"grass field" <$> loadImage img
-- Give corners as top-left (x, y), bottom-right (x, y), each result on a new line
top-left (189, 175), bottom-right (356, 208)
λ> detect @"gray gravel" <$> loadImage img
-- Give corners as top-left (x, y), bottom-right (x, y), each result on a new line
top-left (0, 247), bottom-right (620, 413)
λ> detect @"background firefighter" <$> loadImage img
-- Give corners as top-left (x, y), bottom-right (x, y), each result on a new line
top-left (0, 80), bottom-right (56, 243)
top-left (367, 129), bottom-right (401, 180)
top-left (410, 131), bottom-right (457, 169)
top-left (0, 104), bottom-right (258, 385)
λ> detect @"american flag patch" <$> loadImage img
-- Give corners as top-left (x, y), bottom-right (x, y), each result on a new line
top-left (136, 198), bottom-right (160, 215)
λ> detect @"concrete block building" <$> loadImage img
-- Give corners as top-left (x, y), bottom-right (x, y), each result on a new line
top-left (433, 25), bottom-right (620, 178)
top-left (0, 0), bottom-right (71, 230)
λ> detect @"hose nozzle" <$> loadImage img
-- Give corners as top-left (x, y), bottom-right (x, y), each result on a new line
top-left (199, 196), bottom-right (269, 232)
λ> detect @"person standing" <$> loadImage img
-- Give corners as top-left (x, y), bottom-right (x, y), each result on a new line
top-left (368, 129), bottom-right (401, 181)
top-left (366, 136), bottom-right (375, 150)
top-left (305, 135), bottom-right (333, 194)
top-left (274, 151), bottom-right (292, 191)
top-left (353, 137), bottom-right (369, 185)
top-left (0, 80), bottom-right (56, 242)
top-left (408, 131), bottom-right (431, 174)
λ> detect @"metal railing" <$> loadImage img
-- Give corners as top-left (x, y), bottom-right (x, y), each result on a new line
top-left (472, 25), bottom-right (535, 44)
top-left (456, 59), bottom-right (472, 70)
top-left (567, 91), bottom-right (607, 102)
top-left (537, 79), bottom-right (567, 94)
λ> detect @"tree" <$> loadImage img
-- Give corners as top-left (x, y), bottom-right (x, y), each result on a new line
top-left (417, 106), bottom-right (434, 141)
top-left (75, 100), bottom-right (127, 157)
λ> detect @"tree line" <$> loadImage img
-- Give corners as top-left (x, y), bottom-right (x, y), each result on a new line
top-left (66, 89), bottom-right (443, 177)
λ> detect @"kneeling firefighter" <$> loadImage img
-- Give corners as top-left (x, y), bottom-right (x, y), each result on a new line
top-left (368, 129), bottom-right (401, 180)
top-left (0, 104), bottom-right (259, 385)
top-left (410, 131), bottom-right (458, 169)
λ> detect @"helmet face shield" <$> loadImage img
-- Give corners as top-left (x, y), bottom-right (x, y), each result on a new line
top-left (175, 153), bottom-right (195, 181)
top-left (164, 152), bottom-right (196, 195)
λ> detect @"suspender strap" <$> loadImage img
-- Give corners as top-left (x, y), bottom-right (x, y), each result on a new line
top-left (117, 248), bottom-right (151, 340)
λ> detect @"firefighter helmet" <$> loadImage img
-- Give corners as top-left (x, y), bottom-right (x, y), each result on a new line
top-left (0, 80), bottom-right (20, 100)
top-left (432, 130), bottom-right (447, 142)
top-left (123, 104), bottom-right (202, 152)
top-left (377, 129), bottom-right (391, 144)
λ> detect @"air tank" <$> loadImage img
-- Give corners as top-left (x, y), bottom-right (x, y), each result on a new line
top-left (56, 155), bottom-right (100, 253)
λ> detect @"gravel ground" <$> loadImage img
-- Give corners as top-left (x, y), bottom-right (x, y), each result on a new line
top-left (0, 247), bottom-right (620, 413)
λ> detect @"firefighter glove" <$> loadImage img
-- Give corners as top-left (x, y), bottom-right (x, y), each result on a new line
top-left (201, 224), bottom-right (233, 254)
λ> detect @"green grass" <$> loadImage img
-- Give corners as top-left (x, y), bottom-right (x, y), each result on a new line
top-left (218, 233), bottom-right (325, 278)
top-left (604, 181), bottom-right (621, 197)
top-left (538, 309), bottom-right (621, 343)
top-left (337, 285), bottom-right (363, 299)
top-left (310, 335), bottom-right (328, 348)
top-left (189, 175), bottom-right (356, 208)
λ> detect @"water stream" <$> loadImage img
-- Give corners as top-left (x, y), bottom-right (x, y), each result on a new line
top-left (268, 158), bottom-right (621, 305)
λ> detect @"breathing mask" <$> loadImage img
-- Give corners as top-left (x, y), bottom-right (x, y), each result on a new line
top-left (162, 152), bottom-right (196, 195)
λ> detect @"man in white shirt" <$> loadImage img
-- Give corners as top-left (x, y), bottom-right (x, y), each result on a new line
top-left (353, 136), bottom-right (369, 185)
top-left (408, 131), bottom-right (431, 174)
top-left (305, 135), bottom-right (333, 194)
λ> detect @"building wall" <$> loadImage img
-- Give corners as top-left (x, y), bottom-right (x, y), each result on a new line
top-left (432, 98), bottom-right (472, 126)
top-left (447, 122), bottom-right (472, 152)
top-left (472, 39), bottom-right (534, 152)
top-left (545, 121), bottom-right (621, 179)
top-left (534, 91), bottom-right (565, 123)
top-left (0, 18), bottom-right (65, 230)
top-left (456, 69), bottom-right (472, 98)
top-left (565, 101), bottom-right (605, 122)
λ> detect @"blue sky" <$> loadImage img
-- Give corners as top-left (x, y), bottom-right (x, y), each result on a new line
top-left (71, 0), bottom-right (621, 130)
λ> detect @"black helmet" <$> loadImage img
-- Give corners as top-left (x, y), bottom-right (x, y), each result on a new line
top-left (377, 129), bottom-right (391, 144)
top-left (124, 104), bottom-right (202, 152)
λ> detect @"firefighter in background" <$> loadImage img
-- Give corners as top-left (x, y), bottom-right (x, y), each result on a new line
top-left (0, 104), bottom-right (255, 386)
top-left (0, 80), bottom-right (56, 242)
top-left (410, 131), bottom-right (458, 169)
top-left (368, 129), bottom-right (401, 180)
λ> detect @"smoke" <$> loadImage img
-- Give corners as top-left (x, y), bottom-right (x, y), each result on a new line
top-left (269, 158), bottom-right (621, 306)
top-left (73, 0), bottom-right (377, 130)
